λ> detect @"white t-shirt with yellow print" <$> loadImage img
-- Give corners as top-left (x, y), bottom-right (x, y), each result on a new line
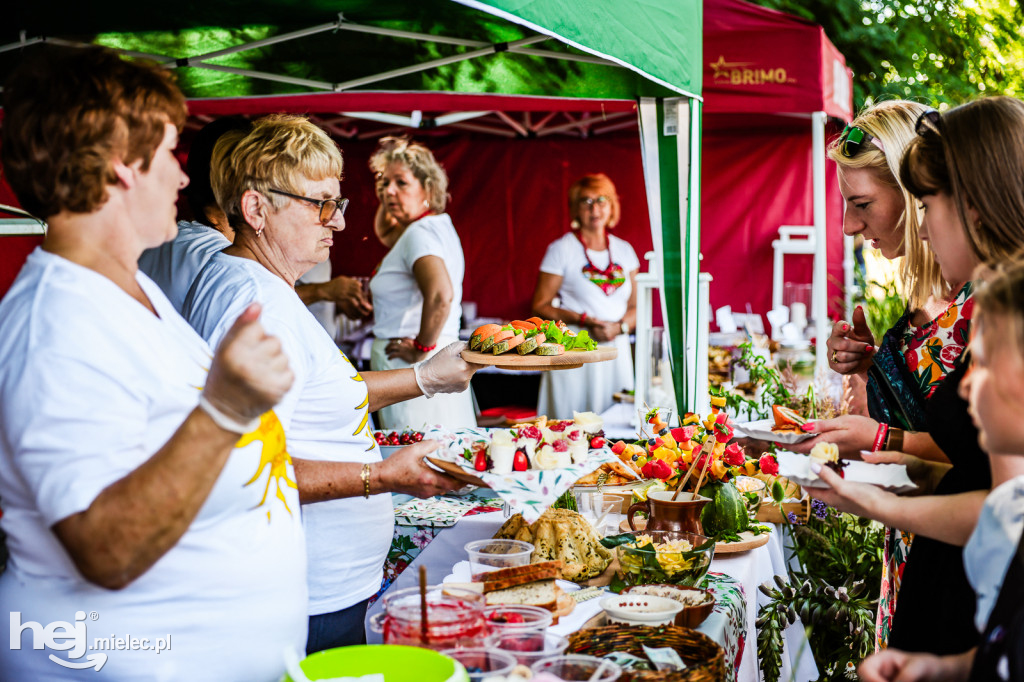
top-left (184, 252), bottom-right (390, 616)
top-left (0, 248), bottom-right (306, 681)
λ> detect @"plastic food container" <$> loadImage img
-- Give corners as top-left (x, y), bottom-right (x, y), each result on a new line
top-left (286, 644), bottom-right (469, 682)
top-left (368, 585), bottom-right (486, 651)
top-left (464, 539), bottom-right (534, 576)
top-left (485, 631), bottom-right (570, 667)
top-left (440, 648), bottom-right (517, 682)
top-left (483, 604), bottom-right (554, 635)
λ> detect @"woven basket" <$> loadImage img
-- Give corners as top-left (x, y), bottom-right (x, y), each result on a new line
top-left (566, 624), bottom-right (726, 682)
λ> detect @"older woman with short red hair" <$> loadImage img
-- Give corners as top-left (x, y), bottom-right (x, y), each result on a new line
top-left (532, 173), bottom-right (640, 417)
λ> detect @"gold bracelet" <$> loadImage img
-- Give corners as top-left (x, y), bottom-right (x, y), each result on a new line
top-left (885, 428), bottom-right (905, 452)
top-left (361, 463), bottom-right (372, 498)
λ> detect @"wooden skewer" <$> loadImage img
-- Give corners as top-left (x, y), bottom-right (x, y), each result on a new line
top-left (671, 436), bottom-right (716, 501)
top-left (692, 440), bottom-right (718, 499)
top-left (419, 565), bottom-right (429, 645)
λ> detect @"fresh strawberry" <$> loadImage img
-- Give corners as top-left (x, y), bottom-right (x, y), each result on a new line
top-left (548, 420), bottom-right (569, 432)
top-left (513, 451), bottom-right (529, 472)
top-left (590, 436), bottom-right (606, 449)
top-left (474, 450), bottom-right (488, 472)
top-left (611, 440), bottom-right (627, 455)
top-left (552, 440), bottom-right (568, 452)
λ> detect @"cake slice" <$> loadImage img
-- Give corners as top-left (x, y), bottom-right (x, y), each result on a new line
top-left (484, 578), bottom-right (557, 611)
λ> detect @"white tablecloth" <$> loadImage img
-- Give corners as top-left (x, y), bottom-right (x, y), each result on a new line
top-left (366, 511), bottom-right (817, 681)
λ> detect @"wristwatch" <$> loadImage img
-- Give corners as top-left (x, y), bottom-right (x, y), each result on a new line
top-left (620, 320), bottom-right (630, 336)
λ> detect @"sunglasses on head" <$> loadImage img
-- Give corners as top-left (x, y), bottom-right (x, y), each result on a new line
top-left (838, 124), bottom-right (884, 158)
top-left (915, 109), bottom-right (943, 137)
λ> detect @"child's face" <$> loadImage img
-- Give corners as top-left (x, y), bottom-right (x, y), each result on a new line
top-left (961, 314), bottom-right (1024, 454)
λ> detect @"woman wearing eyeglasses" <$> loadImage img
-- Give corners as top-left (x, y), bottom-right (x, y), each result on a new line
top-left (368, 136), bottom-right (476, 430)
top-left (182, 115), bottom-right (476, 654)
top-left (809, 97), bottom-right (1024, 659)
top-left (532, 173), bottom-right (640, 417)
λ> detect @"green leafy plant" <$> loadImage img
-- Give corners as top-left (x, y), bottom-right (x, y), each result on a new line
top-left (855, 268), bottom-right (905, 346)
top-left (727, 343), bottom-right (839, 423)
top-left (756, 488), bottom-right (884, 682)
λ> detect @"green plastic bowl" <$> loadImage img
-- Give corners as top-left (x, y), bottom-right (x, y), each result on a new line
top-left (284, 644), bottom-right (469, 682)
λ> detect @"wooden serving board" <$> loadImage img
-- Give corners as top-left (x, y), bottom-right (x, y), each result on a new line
top-left (424, 457), bottom-right (488, 488)
top-left (460, 345), bottom-right (617, 371)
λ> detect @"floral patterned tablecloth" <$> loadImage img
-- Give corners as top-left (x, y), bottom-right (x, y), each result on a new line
top-left (703, 572), bottom-right (747, 682)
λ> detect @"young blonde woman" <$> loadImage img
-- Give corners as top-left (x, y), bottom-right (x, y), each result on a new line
top-left (812, 97), bottom-right (1024, 657)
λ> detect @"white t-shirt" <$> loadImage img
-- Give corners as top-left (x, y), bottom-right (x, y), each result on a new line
top-left (137, 220), bottom-right (230, 313)
top-left (184, 253), bottom-right (392, 616)
top-left (964, 475), bottom-right (1024, 632)
top-left (0, 248), bottom-right (305, 681)
top-left (539, 231), bottom-right (639, 321)
top-left (370, 213), bottom-right (464, 339)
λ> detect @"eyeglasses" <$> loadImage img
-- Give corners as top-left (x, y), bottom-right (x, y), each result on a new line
top-left (837, 125), bottom-right (883, 157)
top-left (579, 196), bottom-right (610, 207)
top-left (269, 188), bottom-right (349, 223)
top-left (915, 109), bottom-right (943, 137)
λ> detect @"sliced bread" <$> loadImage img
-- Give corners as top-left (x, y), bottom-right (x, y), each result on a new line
top-left (484, 578), bottom-right (557, 611)
top-left (535, 342), bottom-right (564, 356)
top-left (475, 560), bottom-right (563, 590)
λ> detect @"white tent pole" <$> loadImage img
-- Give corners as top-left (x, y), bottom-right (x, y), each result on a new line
top-left (509, 48), bottom-right (612, 65)
top-left (189, 63), bottom-right (334, 90)
top-left (177, 20), bottom-right (345, 65)
top-left (433, 111), bottom-right (493, 126)
top-left (844, 234), bottom-right (855, 317)
top-left (493, 111), bottom-right (530, 136)
top-left (333, 35), bottom-right (549, 91)
top-left (684, 98), bottom-right (702, 412)
top-left (340, 112), bottom-right (415, 127)
top-left (812, 111), bottom-right (829, 377)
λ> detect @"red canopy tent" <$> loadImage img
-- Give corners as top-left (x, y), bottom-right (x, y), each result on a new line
top-left (701, 0), bottom-right (854, 368)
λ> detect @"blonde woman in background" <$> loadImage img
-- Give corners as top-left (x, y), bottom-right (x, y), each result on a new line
top-left (369, 137), bottom-right (476, 430)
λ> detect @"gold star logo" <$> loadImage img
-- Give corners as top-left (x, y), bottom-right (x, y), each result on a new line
top-left (708, 55), bottom-right (751, 80)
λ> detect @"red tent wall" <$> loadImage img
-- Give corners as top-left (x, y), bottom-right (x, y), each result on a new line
top-left (323, 133), bottom-right (653, 322)
top-left (700, 0), bottom-right (853, 330)
top-left (0, 129), bottom-right (653, 323)
top-left (701, 114), bottom-right (845, 323)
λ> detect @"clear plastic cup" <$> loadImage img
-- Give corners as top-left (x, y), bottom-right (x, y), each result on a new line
top-left (441, 647), bottom-right (517, 682)
top-left (483, 604), bottom-right (553, 635)
top-left (485, 630), bottom-right (570, 667)
top-left (464, 539), bottom-right (533, 577)
top-left (531, 654), bottom-right (622, 681)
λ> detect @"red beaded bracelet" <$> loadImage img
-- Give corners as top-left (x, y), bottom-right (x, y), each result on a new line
top-left (580, 312), bottom-right (588, 325)
top-left (413, 339), bottom-right (436, 353)
top-left (872, 422), bottom-right (889, 452)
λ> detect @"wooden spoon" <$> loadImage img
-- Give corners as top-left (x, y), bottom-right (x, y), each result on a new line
top-left (671, 436), bottom-right (717, 501)
top-left (419, 565), bottom-right (429, 646)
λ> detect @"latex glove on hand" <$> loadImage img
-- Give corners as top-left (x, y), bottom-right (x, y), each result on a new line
top-left (376, 440), bottom-right (463, 498)
top-left (827, 305), bottom-right (876, 375)
top-left (204, 303), bottom-right (294, 428)
top-left (413, 341), bottom-right (482, 397)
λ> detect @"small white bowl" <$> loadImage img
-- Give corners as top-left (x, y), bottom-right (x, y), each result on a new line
top-left (599, 594), bottom-right (685, 627)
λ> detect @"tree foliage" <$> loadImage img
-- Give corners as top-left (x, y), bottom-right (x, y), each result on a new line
top-left (748, 0), bottom-right (1024, 109)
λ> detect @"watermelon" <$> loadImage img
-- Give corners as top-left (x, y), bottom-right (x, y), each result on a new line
top-left (699, 480), bottom-right (749, 538)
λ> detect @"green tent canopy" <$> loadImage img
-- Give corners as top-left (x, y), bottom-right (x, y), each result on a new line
top-left (1, 0), bottom-right (704, 414)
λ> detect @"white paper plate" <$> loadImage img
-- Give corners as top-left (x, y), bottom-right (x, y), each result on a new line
top-left (733, 419), bottom-right (814, 444)
top-left (776, 451), bottom-right (917, 493)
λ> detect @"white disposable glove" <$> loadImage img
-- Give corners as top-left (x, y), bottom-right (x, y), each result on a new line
top-left (412, 341), bottom-right (481, 398)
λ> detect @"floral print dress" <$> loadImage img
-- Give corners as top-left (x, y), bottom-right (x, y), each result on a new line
top-left (875, 282), bottom-right (973, 650)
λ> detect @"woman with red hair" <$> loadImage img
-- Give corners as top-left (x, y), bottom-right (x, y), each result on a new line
top-left (532, 173), bottom-right (640, 417)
